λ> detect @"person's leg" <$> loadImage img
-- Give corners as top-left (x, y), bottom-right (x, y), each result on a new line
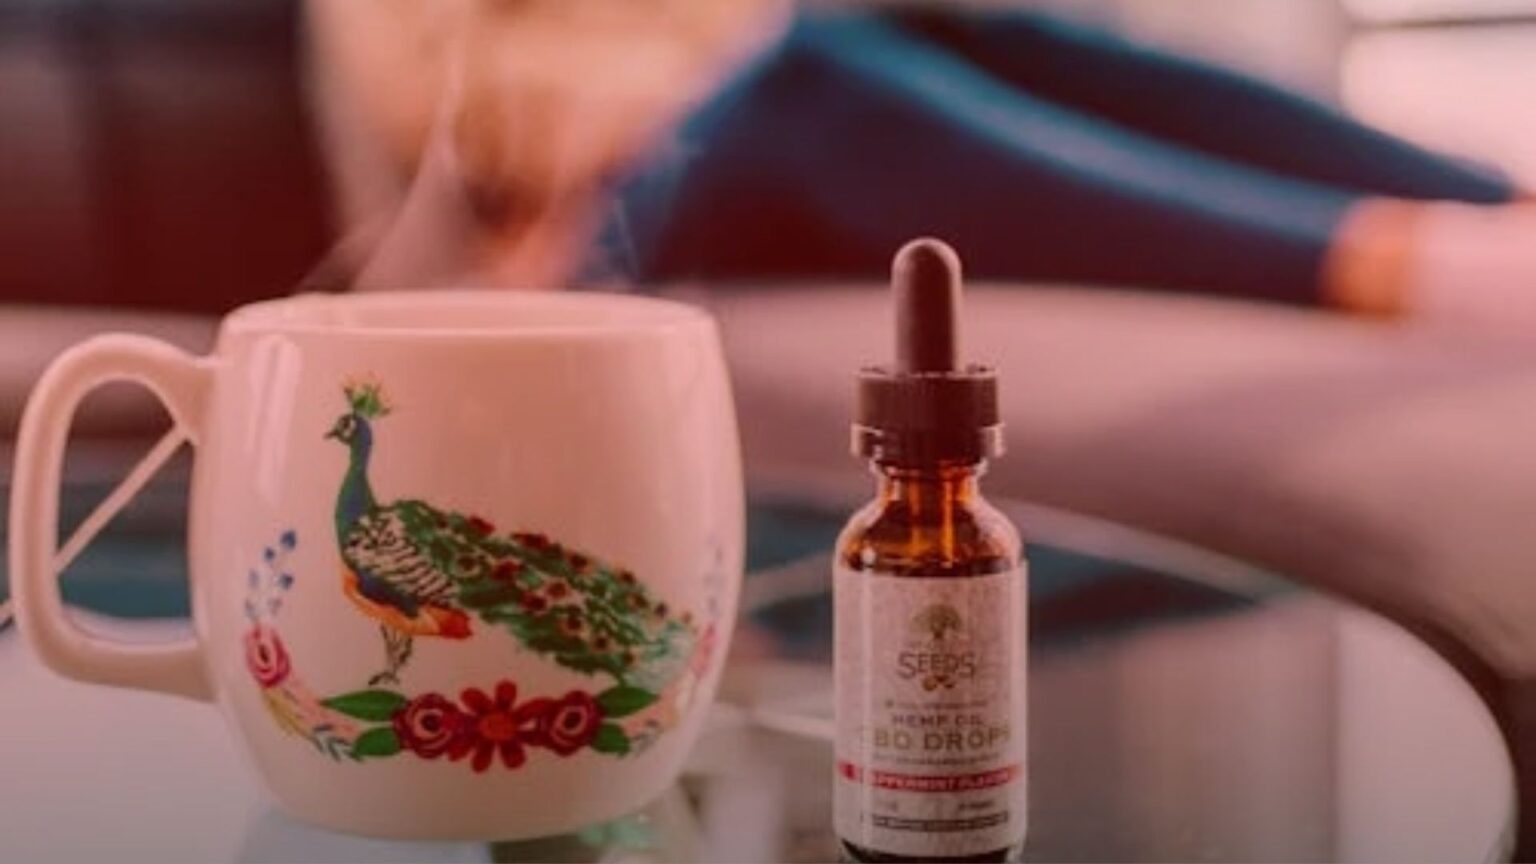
top-left (886, 8), bottom-right (1536, 324)
top-left (885, 7), bottom-right (1520, 204)
top-left (596, 14), bottom-right (1356, 307)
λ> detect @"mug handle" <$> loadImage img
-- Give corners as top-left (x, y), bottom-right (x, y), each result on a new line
top-left (9, 334), bottom-right (214, 701)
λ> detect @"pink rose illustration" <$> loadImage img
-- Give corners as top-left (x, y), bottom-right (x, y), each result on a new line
top-left (244, 625), bottom-right (291, 689)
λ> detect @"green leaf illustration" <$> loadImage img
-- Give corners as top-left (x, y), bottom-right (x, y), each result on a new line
top-left (596, 686), bottom-right (658, 718)
top-left (352, 727), bottom-right (402, 759)
top-left (591, 723), bottom-right (631, 755)
top-left (322, 690), bottom-right (408, 721)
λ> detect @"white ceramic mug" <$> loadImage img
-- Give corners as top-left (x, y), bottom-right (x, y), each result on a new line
top-left (9, 291), bottom-right (743, 840)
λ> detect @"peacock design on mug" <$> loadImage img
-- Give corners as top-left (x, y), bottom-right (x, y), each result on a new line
top-left (324, 380), bottom-right (696, 690)
top-left (241, 379), bottom-right (724, 771)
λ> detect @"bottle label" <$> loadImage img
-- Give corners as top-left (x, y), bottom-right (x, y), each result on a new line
top-left (834, 565), bottom-right (1028, 858)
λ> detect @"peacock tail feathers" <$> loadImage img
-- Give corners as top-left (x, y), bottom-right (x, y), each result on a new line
top-left (331, 381), bottom-right (696, 689)
top-left (347, 498), bottom-right (695, 685)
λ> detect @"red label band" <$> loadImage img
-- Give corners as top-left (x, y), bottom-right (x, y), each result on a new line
top-left (838, 761), bottom-right (1021, 792)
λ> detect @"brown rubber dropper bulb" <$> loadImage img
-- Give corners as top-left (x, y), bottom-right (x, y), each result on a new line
top-left (854, 238), bottom-right (1001, 462)
top-left (893, 238), bottom-right (962, 374)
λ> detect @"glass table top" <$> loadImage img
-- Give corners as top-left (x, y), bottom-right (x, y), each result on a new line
top-left (0, 492), bottom-right (1516, 863)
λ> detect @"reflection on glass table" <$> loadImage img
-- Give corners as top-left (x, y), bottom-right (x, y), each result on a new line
top-left (0, 493), bottom-right (1515, 863)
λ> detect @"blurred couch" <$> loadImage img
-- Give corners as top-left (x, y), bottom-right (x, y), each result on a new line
top-left (689, 286), bottom-right (1536, 680)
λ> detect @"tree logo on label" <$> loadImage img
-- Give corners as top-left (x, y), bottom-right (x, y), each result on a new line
top-left (911, 604), bottom-right (963, 643)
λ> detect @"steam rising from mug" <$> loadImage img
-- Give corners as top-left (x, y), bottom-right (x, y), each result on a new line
top-left (302, 0), bottom-right (789, 293)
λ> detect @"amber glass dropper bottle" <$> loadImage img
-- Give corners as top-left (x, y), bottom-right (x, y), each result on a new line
top-left (834, 239), bottom-right (1027, 863)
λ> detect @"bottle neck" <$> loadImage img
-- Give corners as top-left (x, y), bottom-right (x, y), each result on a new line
top-left (873, 462), bottom-right (984, 515)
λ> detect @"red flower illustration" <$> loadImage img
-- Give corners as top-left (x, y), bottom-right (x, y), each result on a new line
top-left (539, 690), bottom-right (602, 756)
top-left (244, 625), bottom-right (291, 689)
top-left (558, 613), bottom-right (586, 636)
top-left (490, 560), bottom-right (524, 583)
top-left (467, 516), bottom-right (495, 536)
top-left (393, 693), bottom-right (466, 759)
top-left (449, 681), bottom-right (547, 772)
top-left (514, 532), bottom-right (550, 550)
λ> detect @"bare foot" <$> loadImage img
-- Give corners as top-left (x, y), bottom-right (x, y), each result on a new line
top-left (1325, 198), bottom-right (1536, 328)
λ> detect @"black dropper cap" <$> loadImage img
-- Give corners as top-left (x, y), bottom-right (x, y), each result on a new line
top-left (854, 238), bottom-right (1002, 463)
